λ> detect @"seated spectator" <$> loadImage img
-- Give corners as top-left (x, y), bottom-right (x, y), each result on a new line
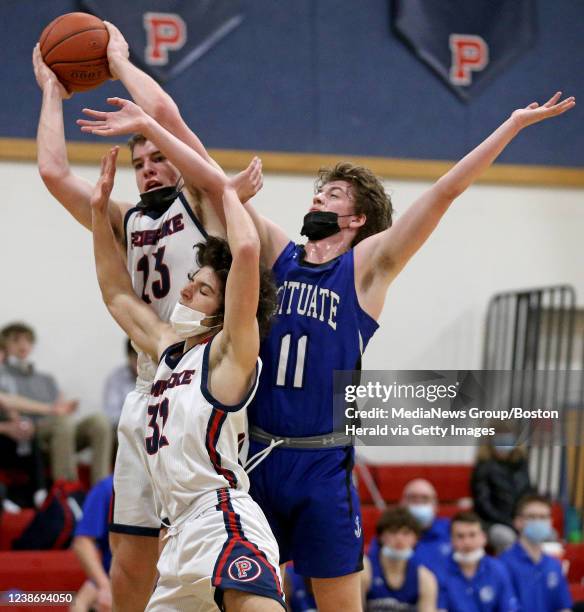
top-left (284, 565), bottom-right (317, 612)
top-left (438, 511), bottom-right (518, 612)
top-left (362, 506), bottom-right (438, 611)
top-left (1, 322), bottom-right (112, 486)
top-left (499, 494), bottom-right (572, 612)
top-left (472, 433), bottom-right (533, 553)
top-left (0, 334), bottom-right (44, 507)
top-left (71, 474), bottom-right (113, 612)
top-left (102, 338), bottom-right (137, 430)
top-left (401, 479), bottom-right (451, 584)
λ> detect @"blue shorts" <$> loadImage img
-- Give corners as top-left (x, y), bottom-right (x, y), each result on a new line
top-left (248, 442), bottom-right (364, 578)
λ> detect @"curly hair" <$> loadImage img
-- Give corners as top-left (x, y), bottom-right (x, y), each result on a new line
top-left (315, 162), bottom-right (393, 246)
top-left (195, 237), bottom-right (277, 339)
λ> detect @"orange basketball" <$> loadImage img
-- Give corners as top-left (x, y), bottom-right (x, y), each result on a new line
top-left (39, 12), bottom-right (110, 93)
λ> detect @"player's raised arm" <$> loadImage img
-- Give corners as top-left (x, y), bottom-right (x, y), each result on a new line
top-left (90, 147), bottom-right (174, 360)
top-left (355, 92), bottom-right (576, 317)
top-left (105, 21), bottom-right (261, 206)
top-left (105, 21), bottom-right (212, 165)
top-left (33, 45), bottom-right (128, 241)
top-left (216, 186), bottom-right (262, 372)
top-left (79, 97), bottom-right (228, 216)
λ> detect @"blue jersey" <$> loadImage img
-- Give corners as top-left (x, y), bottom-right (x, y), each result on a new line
top-left (366, 547), bottom-right (420, 611)
top-left (248, 242), bottom-right (379, 437)
top-left (414, 517), bottom-right (452, 584)
top-left (438, 555), bottom-right (518, 612)
top-left (499, 542), bottom-right (572, 612)
top-left (74, 475), bottom-right (113, 573)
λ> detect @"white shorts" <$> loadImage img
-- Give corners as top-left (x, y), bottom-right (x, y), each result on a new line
top-left (110, 388), bottom-right (160, 536)
top-left (146, 489), bottom-right (285, 611)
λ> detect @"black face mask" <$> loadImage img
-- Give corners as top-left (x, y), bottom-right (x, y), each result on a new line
top-left (138, 185), bottom-right (180, 212)
top-left (300, 211), bottom-right (355, 241)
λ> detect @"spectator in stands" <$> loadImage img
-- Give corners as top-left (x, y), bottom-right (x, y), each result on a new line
top-left (499, 494), bottom-right (572, 612)
top-left (0, 334), bottom-right (43, 507)
top-left (71, 474), bottom-right (113, 612)
top-left (438, 511), bottom-right (518, 612)
top-left (472, 433), bottom-right (533, 553)
top-left (1, 322), bottom-right (112, 486)
top-left (362, 506), bottom-right (438, 611)
top-left (102, 338), bottom-right (137, 430)
top-left (401, 479), bottom-right (451, 584)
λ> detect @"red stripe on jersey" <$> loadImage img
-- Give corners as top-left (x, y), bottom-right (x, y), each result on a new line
top-left (205, 409), bottom-right (238, 488)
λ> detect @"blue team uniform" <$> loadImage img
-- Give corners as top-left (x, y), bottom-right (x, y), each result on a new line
top-left (366, 545), bottom-right (421, 611)
top-left (438, 555), bottom-right (518, 612)
top-left (74, 475), bottom-right (113, 573)
top-left (248, 242), bottom-right (378, 577)
top-left (414, 517), bottom-right (452, 585)
top-left (499, 542), bottom-right (572, 612)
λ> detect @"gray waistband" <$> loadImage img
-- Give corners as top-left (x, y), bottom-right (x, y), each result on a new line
top-left (249, 426), bottom-right (352, 449)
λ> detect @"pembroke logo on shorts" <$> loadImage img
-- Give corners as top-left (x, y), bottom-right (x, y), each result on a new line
top-left (228, 556), bottom-right (262, 582)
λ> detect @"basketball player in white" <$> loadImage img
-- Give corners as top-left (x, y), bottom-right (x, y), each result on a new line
top-left (90, 144), bottom-right (283, 611)
top-left (33, 23), bottom-right (262, 611)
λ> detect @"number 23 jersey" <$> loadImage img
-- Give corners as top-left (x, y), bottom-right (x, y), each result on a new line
top-left (248, 242), bottom-right (379, 438)
top-left (125, 193), bottom-right (208, 323)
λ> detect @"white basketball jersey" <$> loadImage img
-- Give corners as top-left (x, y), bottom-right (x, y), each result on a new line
top-left (125, 193), bottom-right (207, 323)
top-left (146, 339), bottom-right (261, 524)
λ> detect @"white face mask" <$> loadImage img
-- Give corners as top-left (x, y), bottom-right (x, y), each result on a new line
top-left (6, 355), bottom-right (32, 373)
top-left (381, 545), bottom-right (414, 561)
top-left (453, 548), bottom-right (485, 565)
top-left (169, 302), bottom-right (221, 339)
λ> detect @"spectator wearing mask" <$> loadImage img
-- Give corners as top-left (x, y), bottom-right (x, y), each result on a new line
top-left (499, 495), bottom-right (572, 612)
top-left (472, 433), bottom-right (533, 553)
top-left (438, 511), bottom-right (517, 612)
top-left (362, 506), bottom-right (438, 611)
top-left (71, 474), bottom-right (114, 612)
top-left (401, 479), bottom-right (451, 584)
top-left (1, 322), bottom-right (112, 485)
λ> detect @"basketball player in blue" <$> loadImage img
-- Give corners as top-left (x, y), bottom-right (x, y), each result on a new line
top-left (240, 92), bottom-right (575, 611)
top-left (90, 145), bottom-right (283, 611)
top-left (33, 25), bottom-right (261, 611)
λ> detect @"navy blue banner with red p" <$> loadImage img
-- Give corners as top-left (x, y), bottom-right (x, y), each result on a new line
top-left (79, 0), bottom-right (243, 82)
top-left (392, 0), bottom-right (536, 101)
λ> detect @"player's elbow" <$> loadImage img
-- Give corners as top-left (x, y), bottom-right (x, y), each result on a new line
top-left (233, 239), bottom-right (260, 263)
top-left (38, 160), bottom-right (68, 187)
top-left (151, 97), bottom-right (181, 132)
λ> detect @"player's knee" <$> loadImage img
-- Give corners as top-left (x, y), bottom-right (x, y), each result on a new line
top-left (311, 573), bottom-right (362, 612)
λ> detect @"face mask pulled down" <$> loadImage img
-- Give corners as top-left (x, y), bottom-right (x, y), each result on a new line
top-left (138, 185), bottom-right (180, 212)
top-left (169, 302), bottom-right (221, 339)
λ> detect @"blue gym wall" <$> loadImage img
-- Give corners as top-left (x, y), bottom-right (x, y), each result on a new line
top-left (2, 0), bottom-right (583, 166)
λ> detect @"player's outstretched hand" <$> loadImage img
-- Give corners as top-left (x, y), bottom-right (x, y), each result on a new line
top-left (103, 21), bottom-right (129, 80)
top-left (77, 97), bottom-right (148, 136)
top-left (32, 44), bottom-right (70, 99)
top-left (511, 92), bottom-right (575, 130)
top-left (231, 156), bottom-right (263, 204)
top-left (91, 147), bottom-right (119, 214)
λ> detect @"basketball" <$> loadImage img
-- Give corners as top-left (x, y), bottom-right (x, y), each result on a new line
top-left (39, 12), bottom-right (110, 93)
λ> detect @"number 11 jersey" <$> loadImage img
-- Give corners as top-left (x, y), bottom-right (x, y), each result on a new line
top-left (248, 241), bottom-right (379, 438)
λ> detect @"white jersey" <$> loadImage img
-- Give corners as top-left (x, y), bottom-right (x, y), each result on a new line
top-left (125, 192), bottom-right (207, 323)
top-left (146, 338), bottom-right (261, 524)
top-left (125, 193), bottom-right (207, 387)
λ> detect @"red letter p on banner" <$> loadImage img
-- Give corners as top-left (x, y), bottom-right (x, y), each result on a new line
top-left (144, 12), bottom-right (187, 66)
top-left (449, 34), bottom-right (489, 86)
